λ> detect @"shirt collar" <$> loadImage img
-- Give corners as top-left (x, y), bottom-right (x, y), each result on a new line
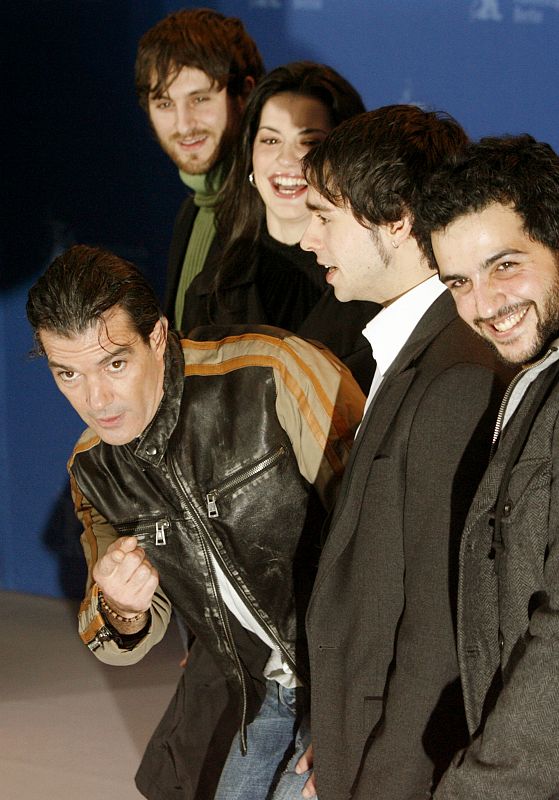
top-left (362, 275), bottom-right (447, 377)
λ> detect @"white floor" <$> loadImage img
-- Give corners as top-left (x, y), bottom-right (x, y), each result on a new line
top-left (0, 590), bottom-right (183, 800)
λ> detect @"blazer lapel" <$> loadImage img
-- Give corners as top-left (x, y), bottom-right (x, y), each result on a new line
top-left (313, 291), bottom-right (458, 585)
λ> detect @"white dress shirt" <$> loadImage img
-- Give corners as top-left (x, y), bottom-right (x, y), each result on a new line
top-left (361, 275), bottom-right (448, 419)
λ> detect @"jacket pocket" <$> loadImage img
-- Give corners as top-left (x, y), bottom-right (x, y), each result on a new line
top-left (116, 513), bottom-right (171, 546)
top-left (205, 445), bottom-right (286, 519)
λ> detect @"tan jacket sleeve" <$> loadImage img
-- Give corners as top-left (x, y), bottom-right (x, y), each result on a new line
top-left (273, 335), bottom-right (365, 510)
top-left (71, 473), bottom-right (172, 665)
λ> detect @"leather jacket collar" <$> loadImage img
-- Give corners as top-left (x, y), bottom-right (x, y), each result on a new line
top-left (133, 332), bottom-right (184, 467)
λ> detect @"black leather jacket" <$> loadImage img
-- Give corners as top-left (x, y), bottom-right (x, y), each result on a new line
top-left (73, 327), bottom-right (364, 755)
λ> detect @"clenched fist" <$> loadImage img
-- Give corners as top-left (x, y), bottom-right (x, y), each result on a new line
top-left (93, 536), bottom-right (159, 618)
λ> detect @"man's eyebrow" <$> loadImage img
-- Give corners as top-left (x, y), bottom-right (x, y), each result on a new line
top-left (439, 272), bottom-right (464, 286)
top-left (440, 249), bottom-right (525, 285)
top-left (305, 200), bottom-right (332, 213)
top-left (150, 83), bottom-right (216, 100)
top-left (482, 248), bottom-right (524, 269)
top-left (47, 345), bottom-right (132, 371)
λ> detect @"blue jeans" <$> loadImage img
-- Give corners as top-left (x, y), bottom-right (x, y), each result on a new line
top-left (214, 679), bottom-right (312, 800)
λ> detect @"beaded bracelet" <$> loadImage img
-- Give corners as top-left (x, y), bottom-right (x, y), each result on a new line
top-left (98, 590), bottom-right (147, 623)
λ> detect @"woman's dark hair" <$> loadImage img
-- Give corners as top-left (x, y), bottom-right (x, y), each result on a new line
top-left (27, 245), bottom-right (162, 354)
top-left (214, 61), bottom-right (365, 298)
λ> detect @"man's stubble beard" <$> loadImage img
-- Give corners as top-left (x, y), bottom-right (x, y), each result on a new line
top-left (157, 130), bottom-right (218, 175)
top-left (153, 97), bottom-right (243, 177)
top-left (479, 269), bottom-right (559, 366)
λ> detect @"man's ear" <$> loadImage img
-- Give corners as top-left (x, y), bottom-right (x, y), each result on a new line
top-left (150, 317), bottom-right (168, 358)
top-left (241, 75), bottom-right (255, 101)
top-left (387, 214), bottom-right (414, 248)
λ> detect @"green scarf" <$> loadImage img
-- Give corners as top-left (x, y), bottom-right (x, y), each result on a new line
top-left (174, 170), bottom-right (221, 330)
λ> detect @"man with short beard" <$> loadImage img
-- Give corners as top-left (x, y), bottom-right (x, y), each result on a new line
top-left (135, 8), bottom-right (264, 331)
top-left (418, 134), bottom-right (559, 799)
top-left (294, 106), bottom-right (513, 800)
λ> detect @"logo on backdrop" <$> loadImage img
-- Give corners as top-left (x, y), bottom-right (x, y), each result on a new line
top-left (470, 0), bottom-right (503, 20)
top-left (471, 0), bottom-right (553, 25)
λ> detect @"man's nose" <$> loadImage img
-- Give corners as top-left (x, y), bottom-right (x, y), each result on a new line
top-left (86, 379), bottom-right (113, 411)
top-left (175, 102), bottom-right (197, 134)
top-left (300, 219), bottom-right (319, 253)
top-left (474, 278), bottom-right (508, 320)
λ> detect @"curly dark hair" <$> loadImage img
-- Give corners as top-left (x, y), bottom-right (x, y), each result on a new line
top-left (415, 134), bottom-right (559, 267)
top-left (302, 104), bottom-right (468, 260)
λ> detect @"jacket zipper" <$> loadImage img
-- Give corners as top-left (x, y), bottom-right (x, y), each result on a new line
top-left (119, 518), bottom-right (170, 546)
top-left (166, 458), bottom-right (250, 753)
top-left (203, 522), bottom-right (299, 677)
top-left (203, 444), bottom-right (298, 674)
top-left (490, 347), bottom-right (557, 457)
top-left (206, 446), bottom-right (286, 518)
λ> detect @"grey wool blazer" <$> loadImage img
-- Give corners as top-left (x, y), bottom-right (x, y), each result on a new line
top-left (434, 356), bottom-right (559, 800)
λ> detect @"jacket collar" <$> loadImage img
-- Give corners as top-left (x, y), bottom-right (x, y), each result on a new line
top-left (382, 290), bottom-right (458, 381)
top-left (352, 291), bottom-right (458, 448)
top-left (133, 332), bottom-right (185, 467)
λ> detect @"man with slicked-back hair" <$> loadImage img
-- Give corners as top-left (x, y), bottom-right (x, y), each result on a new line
top-left (27, 244), bottom-right (365, 800)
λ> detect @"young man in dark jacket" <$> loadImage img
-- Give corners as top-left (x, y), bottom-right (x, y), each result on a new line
top-left (418, 134), bottom-right (559, 800)
top-left (295, 106), bottom-right (514, 800)
top-left (135, 8), bottom-right (264, 330)
top-left (26, 244), bottom-right (363, 800)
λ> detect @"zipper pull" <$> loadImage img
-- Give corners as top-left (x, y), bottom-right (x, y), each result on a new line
top-left (155, 520), bottom-right (169, 546)
top-left (206, 492), bottom-right (219, 518)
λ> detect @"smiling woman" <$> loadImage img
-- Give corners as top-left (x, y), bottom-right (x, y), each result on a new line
top-left (251, 92), bottom-right (332, 243)
top-left (181, 61), bottom-right (379, 392)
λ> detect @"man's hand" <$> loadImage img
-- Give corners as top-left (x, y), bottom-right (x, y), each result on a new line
top-left (93, 536), bottom-right (158, 617)
top-left (296, 743), bottom-right (317, 798)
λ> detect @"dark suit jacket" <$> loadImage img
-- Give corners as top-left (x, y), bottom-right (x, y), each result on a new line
top-left (306, 292), bottom-right (514, 800)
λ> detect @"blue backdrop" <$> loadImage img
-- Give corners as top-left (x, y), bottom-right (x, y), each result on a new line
top-left (3, 0), bottom-right (558, 597)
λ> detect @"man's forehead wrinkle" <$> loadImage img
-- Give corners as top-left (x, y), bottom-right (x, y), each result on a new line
top-left (44, 340), bottom-right (136, 376)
